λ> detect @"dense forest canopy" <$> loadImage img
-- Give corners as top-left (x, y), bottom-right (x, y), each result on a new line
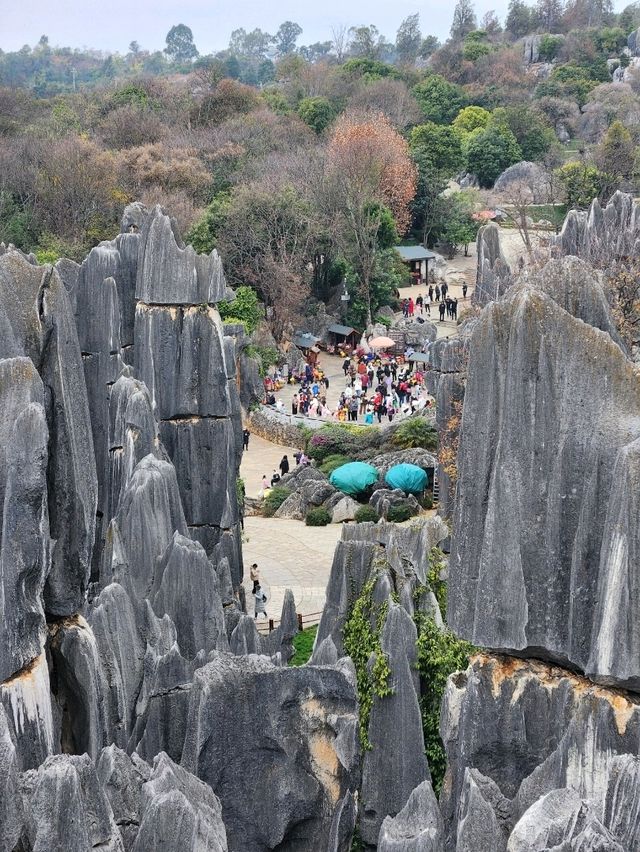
top-left (2, 0), bottom-right (640, 332)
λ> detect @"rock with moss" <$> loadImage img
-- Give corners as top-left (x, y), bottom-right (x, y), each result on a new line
top-left (360, 602), bottom-right (429, 846)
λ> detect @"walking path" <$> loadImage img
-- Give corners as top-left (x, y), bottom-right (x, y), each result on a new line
top-left (239, 246), bottom-right (478, 624)
top-left (242, 516), bottom-right (341, 626)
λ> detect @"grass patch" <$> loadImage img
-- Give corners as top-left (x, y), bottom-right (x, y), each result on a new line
top-left (289, 625), bottom-right (318, 666)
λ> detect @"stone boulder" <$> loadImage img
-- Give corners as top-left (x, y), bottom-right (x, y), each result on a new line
top-left (181, 653), bottom-right (359, 852)
top-left (330, 495), bottom-right (360, 523)
top-left (369, 488), bottom-right (420, 519)
top-left (274, 490), bottom-right (309, 520)
top-left (493, 161), bottom-right (550, 203)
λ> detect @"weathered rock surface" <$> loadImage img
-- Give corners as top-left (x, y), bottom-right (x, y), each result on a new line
top-left (441, 654), bottom-right (640, 849)
top-left (553, 190), bottom-right (640, 265)
top-left (134, 751), bottom-right (228, 852)
top-left (0, 362), bottom-right (49, 682)
top-left (182, 652), bottom-right (359, 852)
top-left (494, 161), bottom-right (550, 201)
top-left (377, 779), bottom-right (444, 852)
top-left (136, 205), bottom-right (227, 305)
top-left (360, 603), bottom-right (429, 846)
top-left (449, 282), bottom-right (640, 685)
top-left (473, 223), bottom-right (512, 306)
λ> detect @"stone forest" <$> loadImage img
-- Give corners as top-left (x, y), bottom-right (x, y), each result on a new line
top-left (8, 3), bottom-right (640, 849)
top-left (1, 188), bottom-right (640, 851)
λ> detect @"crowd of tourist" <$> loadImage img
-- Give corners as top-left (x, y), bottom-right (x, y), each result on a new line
top-left (264, 350), bottom-right (433, 425)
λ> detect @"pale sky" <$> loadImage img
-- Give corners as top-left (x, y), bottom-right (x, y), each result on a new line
top-left (0, 0), bottom-right (627, 55)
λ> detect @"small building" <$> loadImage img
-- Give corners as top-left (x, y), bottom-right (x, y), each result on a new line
top-left (292, 331), bottom-right (321, 366)
top-left (395, 246), bottom-right (437, 285)
top-left (326, 323), bottom-right (358, 352)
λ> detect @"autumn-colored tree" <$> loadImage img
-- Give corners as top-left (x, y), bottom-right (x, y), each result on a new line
top-left (325, 111), bottom-right (417, 325)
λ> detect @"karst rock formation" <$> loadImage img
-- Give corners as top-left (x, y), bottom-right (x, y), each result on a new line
top-left (0, 203), bottom-right (360, 851)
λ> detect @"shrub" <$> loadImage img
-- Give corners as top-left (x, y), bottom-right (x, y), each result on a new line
top-left (343, 573), bottom-right (393, 749)
top-left (373, 314), bottom-right (392, 328)
top-left (415, 616), bottom-right (475, 794)
top-left (319, 454), bottom-right (353, 476)
top-left (420, 491), bottom-right (434, 510)
top-left (218, 285), bottom-right (262, 332)
top-left (262, 486), bottom-right (291, 517)
top-left (386, 503), bottom-right (418, 522)
top-left (289, 625), bottom-right (317, 666)
top-left (390, 417), bottom-right (438, 450)
top-left (355, 505), bottom-right (379, 523)
top-left (305, 506), bottom-right (331, 526)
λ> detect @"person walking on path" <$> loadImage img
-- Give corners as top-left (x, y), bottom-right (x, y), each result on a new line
top-left (428, 285), bottom-right (434, 302)
top-left (462, 283), bottom-right (468, 299)
top-left (254, 584), bottom-right (268, 619)
top-left (242, 428), bottom-right (250, 451)
top-left (439, 301), bottom-right (446, 322)
top-left (408, 297), bottom-right (414, 317)
top-left (452, 298), bottom-right (458, 320)
top-left (291, 393), bottom-right (299, 415)
top-left (279, 455), bottom-right (290, 476)
top-left (250, 562), bottom-right (260, 593)
top-left (435, 284), bottom-right (440, 302)
top-left (441, 281), bottom-right (448, 299)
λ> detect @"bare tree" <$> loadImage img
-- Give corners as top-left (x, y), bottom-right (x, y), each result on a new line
top-left (331, 24), bottom-right (350, 62)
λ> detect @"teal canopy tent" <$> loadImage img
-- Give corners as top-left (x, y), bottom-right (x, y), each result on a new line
top-left (384, 463), bottom-right (428, 495)
top-left (329, 462), bottom-right (379, 496)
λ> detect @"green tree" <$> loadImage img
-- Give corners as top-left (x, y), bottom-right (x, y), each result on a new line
top-left (463, 30), bottom-right (492, 61)
top-left (494, 105), bottom-right (555, 161)
top-left (297, 97), bottom-right (336, 134)
top-left (274, 21), bottom-right (303, 56)
top-left (466, 125), bottom-right (522, 186)
top-left (451, 0), bottom-right (478, 39)
top-left (537, 0), bottom-right (564, 30)
top-left (557, 161), bottom-right (604, 207)
top-left (412, 75), bottom-right (467, 124)
top-left (506, 0), bottom-right (534, 38)
top-left (420, 35), bottom-right (441, 58)
top-left (349, 25), bottom-right (385, 60)
top-left (185, 193), bottom-right (232, 253)
top-left (538, 34), bottom-right (564, 59)
top-left (441, 190), bottom-right (480, 257)
top-left (410, 123), bottom-right (465, 174)
top-left (619, 2), bottom-right (640, 34)
top-left (164, 24), bottom-right (198, 63)
top-left (596, 120), bottom-right (635, 195)
top-left (396, 13), bottom-right (422, 65)
top-left (218, 285), bottom-right (262, 331)
top-left (453, 105), bottom-right (492, 135)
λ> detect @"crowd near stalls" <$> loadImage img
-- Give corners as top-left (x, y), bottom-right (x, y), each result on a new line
top-left (263, 344), bottom-right (434, 425)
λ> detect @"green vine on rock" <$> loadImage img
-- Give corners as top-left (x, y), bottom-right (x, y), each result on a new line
top-left (343, 570), bottom-right (393, 751)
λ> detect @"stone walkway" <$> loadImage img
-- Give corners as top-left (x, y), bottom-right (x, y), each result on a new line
top-left (239, 434), bottom-right (300, 499)
top-left (242, 515), bottom-right (341, 626)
